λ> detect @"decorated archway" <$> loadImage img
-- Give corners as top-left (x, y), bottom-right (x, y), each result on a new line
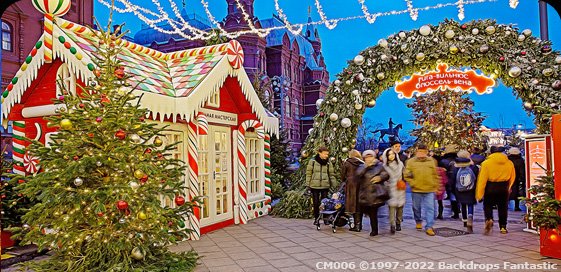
top-left (274, 18), bottom-right (561, 217)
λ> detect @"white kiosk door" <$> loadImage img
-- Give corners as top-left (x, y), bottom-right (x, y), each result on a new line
top-left (198, 125), bottom-right (232, 226)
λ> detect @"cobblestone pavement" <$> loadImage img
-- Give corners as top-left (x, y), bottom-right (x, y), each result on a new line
top-left (169, 193), bottom-right (561, 272)
top-left (4, 193), bottom-right (561, 272)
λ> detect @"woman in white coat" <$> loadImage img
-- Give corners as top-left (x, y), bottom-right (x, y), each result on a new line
top-left (382, 148), bottom-right (405, 234)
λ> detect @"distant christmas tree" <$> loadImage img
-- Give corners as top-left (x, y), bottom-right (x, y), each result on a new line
top-left (13, 21), bottom-right (197, 271)
top-left (1, 146), bottom-right (34, 234)
top-left (406, 89), bottom-right (486, 150)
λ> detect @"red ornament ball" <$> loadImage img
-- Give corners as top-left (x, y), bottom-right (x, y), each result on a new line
top-left (461, 24), bottom-right (467, 29)
top-left (499, 57), bottom-right (505, 61)
top-left (117, 200), bottom-right (129, 210)
top-left (175, 196), bottom-right (186, 206)
top-left (97, 212), bottom-right (104, 217)
top-left (115, 130), bottom-right (127, 140)
top-left (521, 51), bottom-right (526, 56)
top-left (114, 68), bottom-right (125, 79)
top-left (139, 174), bottom-right (148, 183)
top-left (79, 103), bottom-right (85, 108)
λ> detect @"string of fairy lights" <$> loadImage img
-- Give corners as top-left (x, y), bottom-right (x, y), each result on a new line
top-left (96, 0), bottom-right (519, 40)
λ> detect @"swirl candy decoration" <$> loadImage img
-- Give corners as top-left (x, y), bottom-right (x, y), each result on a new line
top-left (24, 151), bottom-right (40, 173)
top-left (32, 0), bottom-right (72, 16)
top-left (226, 40), bottom-right (244, 69)
top-left (187, 120), bottom-right (200, 240)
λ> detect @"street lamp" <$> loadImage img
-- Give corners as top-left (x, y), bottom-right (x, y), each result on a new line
top-left (272, 75), bottom-right (290, 129)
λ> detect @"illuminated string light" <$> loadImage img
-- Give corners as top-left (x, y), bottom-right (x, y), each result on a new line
top-left (509, 0), bottom-right (519, 8)
top-left (457, 0), bottom-right (465, 20)
top-left (314, 0), bottom-right (337, 29)
top-left (95, 0), bottom-right (507, 40)
top-left (274, 0), bottom-right (303, 35)
top-left (358, 0), bottom-right (378, 23)
top-left (405, 0), bottom-right (419, 21)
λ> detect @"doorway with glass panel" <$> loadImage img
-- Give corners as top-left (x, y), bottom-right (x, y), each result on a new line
top-left (197, 125), bottom-right (232, 226)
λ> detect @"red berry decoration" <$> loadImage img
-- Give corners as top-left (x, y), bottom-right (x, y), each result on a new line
top-left (499, 57), bottom-right (505, 61)
top-left (97, 212), bottom-right (104, 217)
top-left (169, 221), bottom-right (173, 226)
top-left (100, 94), bottom-right (111, 105)
top-left (161, 179), bottom-right (166, 184)
top-left (117, 200), bottom-right (129, 210)
top-left (115, 130), bottom-right (127, 140)
top-left (461, 24), bottom-right (467, 29)
top-left (73, 156), bottom-right (79, 160)
top-left (175, 196), bottom-right (186, 206)
top-left (114, 68), bottom-right (125, 79)
top-left (79, 103), bottom-right (85, 108)
top-left (125, 209), bottom-right (131, 216)
top-left (139, 174), bottom-right (148, 183)
top-left (521, 51), bottom-right (526, 56)
top-left (95, 69), bottom-right (101, 77)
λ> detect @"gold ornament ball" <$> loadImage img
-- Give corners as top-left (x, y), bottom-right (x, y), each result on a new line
top-left (301, 150), bottom-right (309, 158)
top-left (131, 247), bottom-right (145, 260)
top-left (342, 147), bottom-right (349, 153)
top-left (329, 157), bottom-right (336, 163)
top-left (416, 53), bottom-right (425, 61)
top-left (134, 169), bottom-right (145, 179)
top-left (449, 45), bottom-right (459, 54)
top-left (60, 119), bottom-right (72, 130)
top-left (524, 102), bottom-right (533, 110)
top-left (367, 100), bottom-right (376, 108)
top-left (153, 137), bottom-right (163, 147)
top-left (137, 211), bottom-right (147, 220)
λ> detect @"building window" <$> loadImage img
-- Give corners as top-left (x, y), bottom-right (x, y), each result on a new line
top-left (198, 133), bottom-right (210, 220)
top-left (284, 95), bottom-right (290, 117)
top-left (2, 21), bottom-right (12, 51)
top-left (56, 63), bottom-right (76, 96)
top-left (294, 98), bottom-right (299, 116)
top-left (246, 131), bottom-right (263, 200)
top-left (208, 89), bottom-right (220, 108)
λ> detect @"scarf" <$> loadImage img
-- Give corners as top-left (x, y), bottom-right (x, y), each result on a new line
top-left (314, 154), bottom-right (328, 166)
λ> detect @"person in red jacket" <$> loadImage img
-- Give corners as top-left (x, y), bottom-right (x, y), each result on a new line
top-left (476, 146), bottom-right (516, 235)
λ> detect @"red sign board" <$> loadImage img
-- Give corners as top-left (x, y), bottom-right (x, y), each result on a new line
top-left (524, 135), bottom-right (552, 233)
top-left (395, 63), bottom-right (495, 98)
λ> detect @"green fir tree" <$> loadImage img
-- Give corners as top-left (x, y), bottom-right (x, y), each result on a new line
top-left (12, 20), bottom-right (198, 271)
top-left (406, 89), bottom-right (486, 150)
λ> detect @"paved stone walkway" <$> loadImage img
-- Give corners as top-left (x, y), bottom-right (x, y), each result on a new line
top-left (4, 193), bottom-right (561, 271)
top-left (169, 194), bottom-right (561, 272)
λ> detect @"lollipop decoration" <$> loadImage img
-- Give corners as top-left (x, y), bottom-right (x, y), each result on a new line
top-left (32, 0), bottom-right (72, 63)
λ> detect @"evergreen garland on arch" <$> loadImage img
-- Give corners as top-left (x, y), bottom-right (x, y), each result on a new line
top-left (275, 18), bottom-right (561, 218)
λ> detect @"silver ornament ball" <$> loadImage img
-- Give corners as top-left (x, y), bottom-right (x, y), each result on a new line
top-left (419, 25), bottom-right (431, 36)
top-left (340, 118), bottom-right (352, 128)
top-left (353, 55), bottom-right (365, 65)
top-left (329, 113), bottom-right (339, 121)
top-left (74, 177), bottom-right (84, 186)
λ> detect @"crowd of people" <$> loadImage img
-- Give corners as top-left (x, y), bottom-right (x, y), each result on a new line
top-left (305, 140), bottom-right (526, 237)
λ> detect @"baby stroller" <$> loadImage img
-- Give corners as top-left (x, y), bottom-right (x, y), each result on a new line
top-left (315, 183), bottom-right (355, 233)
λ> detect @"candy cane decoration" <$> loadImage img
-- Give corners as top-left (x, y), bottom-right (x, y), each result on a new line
top-left (264, 134), bottom-right (272, 212)
top-left (43, 13), bottom-right (54, 63)
top-left (227, 40), bottom-right (244, 69)
top-left (187, 119), bottom-right (200, 240)
top-left (197, 112), bottom-right (208, 135)
top-left (12, 121), bottom-right (26, 176)
top-left (237, 120), bottom-right (265, 223)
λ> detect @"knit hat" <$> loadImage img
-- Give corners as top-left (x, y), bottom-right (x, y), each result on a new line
top-left (444, 145), bottom-right (458, 154)
top-left (509, 147), bottom-right (521, 155)
top-left (389, 139), bottom-right (403, 147)
top-left (457, 150), bottom-right (471, 158)
top-left (362, 150), bottom-right (376, 158)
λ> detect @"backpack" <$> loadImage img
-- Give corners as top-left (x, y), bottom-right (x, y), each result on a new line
top-left (456, 167), bottom-right (476, 192)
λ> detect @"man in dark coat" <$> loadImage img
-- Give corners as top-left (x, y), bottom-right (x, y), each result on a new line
top-left (356, 150), bottom-right (389, 236)
top-left (470, 147), bottom-right (486, 166)
top-left (389, 139), bottom-right (408, 163)
top-left (507, 147), bottom-right (526, 211)
top-left (341, 150), bottom-right (364, 231)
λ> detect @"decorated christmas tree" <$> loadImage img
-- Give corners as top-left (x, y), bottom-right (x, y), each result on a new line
top-left (12, 20), bottom-right (198, 271)
top-left (521, 170), bottom-right (561, 231)
top-left (406, 89), bottom-right (486, 150)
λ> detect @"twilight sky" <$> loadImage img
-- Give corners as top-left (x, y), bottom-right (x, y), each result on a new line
top-left (94, 0), bottom-right (561, 133)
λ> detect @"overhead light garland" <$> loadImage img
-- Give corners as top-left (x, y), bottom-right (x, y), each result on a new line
top-left (96, 0), bottom-right (513, 40)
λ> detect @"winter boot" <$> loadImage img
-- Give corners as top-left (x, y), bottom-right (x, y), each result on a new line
top-left (395, 223), bottom-right (401, 231)
top-left (467, 215), bottom-right (473, 234)
top-left (390, 226), bottom-right (396, 234)
top-left (484, 219), bottom-right (493, 235)
top-left (437, 200), bottom-right (444, 219)
top-left (450, 201), bottom-right (460, 219)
